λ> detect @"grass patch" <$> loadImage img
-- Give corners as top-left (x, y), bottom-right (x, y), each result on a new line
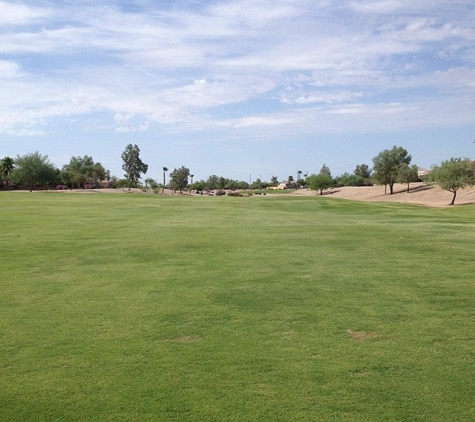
top-left (1, 192), bottom-right (474, 421)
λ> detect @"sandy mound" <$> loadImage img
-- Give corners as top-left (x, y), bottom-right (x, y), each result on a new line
top-left (292, 183), bottom-right (475, 207)
top-left (46, 184), bottom-right (474, 207)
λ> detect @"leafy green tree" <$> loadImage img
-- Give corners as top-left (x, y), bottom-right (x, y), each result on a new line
top-left (144, 178), bottom-right (160, 193)
top-left (372, 146), bottom-right (411, 194)
top-left (335, 172), bottom-right (365, 187)
top-left (354, 164), bottom-right (372, 185)
top-left (319, 164), bottom-right (331, 176)
top-left (218, 177), bottom-right (226, 190)
top-left (121, 144), bottom-right (148, 190)
top-left (1, 156), bottom-right (15, 187)
top-left (429, 158), bottom-right (475, 205)
top-left (115, 178), bottom-right (130, 188)
top-left (145, 178), bottom-right (158, 188)
top-left (397, 163), bottom-right (419, 193)
top-left (354, 164), bottom-right (371, 179)
top-left (236, 180), bottom-right (249, 190)
top-left (11, 151), bottom-right (58, 191)
top-left (61, 156), bottom-right (92, 188)
top-left (251, 178), bottom-right (262, 190)
top-left (170, 166), bottom-right (190, 193)
top-left (205, 175), bottom-right (220, 190)
top-left (193, 180), bottom-right (205, 193)
top-left (91, 162), bottom-right (107, 185)
top-left (109, 175), bottom-right (117, 188)
top-left (61, 156), bottom-right (107, 189)
top-left (225, 179), bottom-right (239, 190)
top-left (308, 173), bottom-right (334, 195)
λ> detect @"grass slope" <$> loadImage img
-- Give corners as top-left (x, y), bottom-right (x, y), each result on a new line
top-left (1, 193), bottom-right (474, 421)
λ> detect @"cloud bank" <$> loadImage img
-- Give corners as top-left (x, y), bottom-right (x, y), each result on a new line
top-left (0, 0), bottom-right (474, 139)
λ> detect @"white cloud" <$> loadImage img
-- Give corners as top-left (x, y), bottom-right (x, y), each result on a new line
top-left (0, 60), bottom-right (23, 78)
top-left (349, 0), bottom-right (403, 14)
top-left (0, 1), bottom-right (51, 26)
top-left (0, 0), bottom-right (473, 140)
top-left (282, 91), bottom-right (364, 105)
top-left (233, 115), bottom-right (296, 129)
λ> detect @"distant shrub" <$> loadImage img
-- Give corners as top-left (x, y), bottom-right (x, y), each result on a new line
top-left (115, 179), bottom-right (129, 188)
top-left (227, 191), bottom-right (243, 197)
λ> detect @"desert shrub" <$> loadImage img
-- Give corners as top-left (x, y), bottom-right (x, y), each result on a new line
top-left (115, 179), bottom-right (129, 188)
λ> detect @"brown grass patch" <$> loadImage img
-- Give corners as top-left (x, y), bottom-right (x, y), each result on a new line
top-left (172, 335), bottom-right (201, 343)
top-left (346, 329), bottom-right (380, 341)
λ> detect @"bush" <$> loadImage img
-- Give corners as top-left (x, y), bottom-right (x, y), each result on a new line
top-left (115, 179), bottom-right (130, 188)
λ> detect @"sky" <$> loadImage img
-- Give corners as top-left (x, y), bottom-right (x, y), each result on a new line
top-left (1, 0), bottom-right (474, 183)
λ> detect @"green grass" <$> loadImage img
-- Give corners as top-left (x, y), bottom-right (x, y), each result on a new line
top-left (1, 192), bottom-right (474, 421)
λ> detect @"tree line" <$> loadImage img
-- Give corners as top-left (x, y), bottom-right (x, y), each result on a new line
top-left (306, 146), bottom-right (474, 205)
top-left (1, 144), bottom-right (474, 204)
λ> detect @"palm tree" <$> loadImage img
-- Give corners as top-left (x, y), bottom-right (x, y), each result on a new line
top-left (190, 174), bottom-right (194, 193)
top-left (297, 170), bottom-right (302, 187)
top-left (162, 166), bottom-right (168, 193)
top-left (1, 156), bottom-right (15, 187)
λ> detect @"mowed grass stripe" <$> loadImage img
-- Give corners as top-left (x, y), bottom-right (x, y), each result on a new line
top-left (1, 192), bottom-right (474, 421)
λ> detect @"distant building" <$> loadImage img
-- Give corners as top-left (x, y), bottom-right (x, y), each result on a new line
top-left (418, 167), bottom-right (430, 179)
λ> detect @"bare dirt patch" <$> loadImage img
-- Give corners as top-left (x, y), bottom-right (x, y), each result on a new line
top-left (292, 183), bottom-right (475, 207)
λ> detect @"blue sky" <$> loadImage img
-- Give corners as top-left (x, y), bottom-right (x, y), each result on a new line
top-left (1, 0), bottom-right (474, 182)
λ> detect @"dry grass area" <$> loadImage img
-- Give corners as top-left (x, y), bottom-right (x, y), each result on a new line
top-left (346, 329), bottom-right (381, 341)
top-left (292, 183), bottom-right (475, 207)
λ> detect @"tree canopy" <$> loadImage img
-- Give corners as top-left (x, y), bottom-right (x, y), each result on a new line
top-left (372, 146), bottom-right (412, 194)
top-left (397, 163), bottom-right (419, 193)
top-left (354, 164), bottom-right (371, 179)
top-left (335, 172), bottom-right (365, 187)
top-left (170, 166), bottom-right (190, 193)
top-left (429, 158), bottom-right (475, 205)
top-left (61, 155), bottom-right (107, 189)
top-left (121, 144), bottom-right (148, 190)
top-left (11, 151), bottom-right (58, 191)
top-left (1, 156), bottom-right (15, 187)
top-left (308, 173), bottom-right (334, 195)
top-left (319, 164), bottom-right (331, 176)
